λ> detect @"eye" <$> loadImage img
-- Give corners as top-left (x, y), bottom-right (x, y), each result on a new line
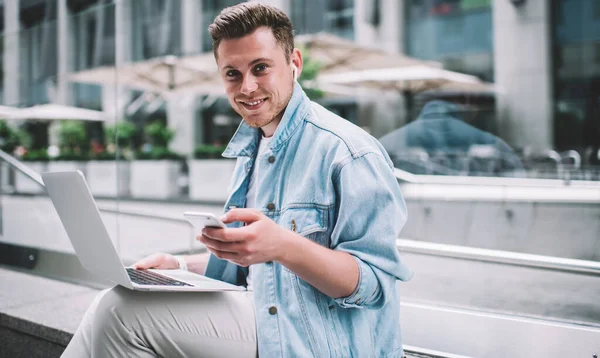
top-left (225, 69), bottom-right (240, 79)
top-left (253, 63), bottom-right (268, 73)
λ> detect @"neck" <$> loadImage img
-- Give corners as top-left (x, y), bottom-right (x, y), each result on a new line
top-left (260, 107), bottom-right (287, 137)
top-left (261, 119), bottom-right (279, 138)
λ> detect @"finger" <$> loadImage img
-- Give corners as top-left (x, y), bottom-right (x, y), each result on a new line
top-left (207, 248), bottom-right (246, 266)
top-left (199, 234), bottom-right (243, 253)
top-left (221, 208), bottom-right (263, 224)
top-left (132, 254), bottom-right (162, 269)
top-left (203, 226), bottom-right (254, 242)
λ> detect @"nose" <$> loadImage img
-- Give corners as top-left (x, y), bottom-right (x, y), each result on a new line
top-left (240, 74), bottom-right (258, 95)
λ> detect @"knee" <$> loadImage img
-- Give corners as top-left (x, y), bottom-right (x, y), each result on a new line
top-left (92, 286), bottom-right (136, 332)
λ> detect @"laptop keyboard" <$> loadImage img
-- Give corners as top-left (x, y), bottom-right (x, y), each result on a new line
top-left (126, 268), bottom-right (193, 287)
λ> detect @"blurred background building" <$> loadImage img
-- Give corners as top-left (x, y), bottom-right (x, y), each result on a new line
top-left (1, 0), bottom-right (598, 162)
top-left (1, 2), bottom-right (599, 356)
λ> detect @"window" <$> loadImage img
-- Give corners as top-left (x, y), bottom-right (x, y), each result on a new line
top-left (326, 0), bottom-right (354, 39)
top-left (202, 0), bottom-right (246, 52)
top-left (131, 0), bottom-right (182, 61)
top-left (291, 0), bottom-right (354, 39)
top-left (405, 0), bottom-right (493, 80)
top-left (553, 0), bottom-right (600, 151)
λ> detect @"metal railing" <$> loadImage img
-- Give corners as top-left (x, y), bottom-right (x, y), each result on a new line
top-left (0, 149), bottom-right (188, 223)
top-left (397, 239), bottom-right (600, 276)
top-left (394, 167), bottom-right (600, 188)
top-left (0, 149), bottom-right (44, 187)
top-left (0, 150), bottom-right (198, 253)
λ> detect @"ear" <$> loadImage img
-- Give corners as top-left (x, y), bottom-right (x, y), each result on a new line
top-left (291, 48), bottom-right (303, 82)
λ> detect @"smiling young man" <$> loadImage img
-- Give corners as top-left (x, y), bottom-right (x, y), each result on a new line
top-left (61, 3), bottom-right (411, 358)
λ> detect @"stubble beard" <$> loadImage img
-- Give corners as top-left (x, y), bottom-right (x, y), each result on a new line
top-left (238, 85), bottom-right (294, 129)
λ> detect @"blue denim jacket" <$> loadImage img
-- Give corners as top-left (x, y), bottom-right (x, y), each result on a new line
top-left (204, 83), bottom-right (413, 357)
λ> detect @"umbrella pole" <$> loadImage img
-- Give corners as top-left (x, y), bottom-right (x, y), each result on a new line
top-left (168, 62), bottom-right (175, 91)
top-left (403, 89), bottom-right (414, 123)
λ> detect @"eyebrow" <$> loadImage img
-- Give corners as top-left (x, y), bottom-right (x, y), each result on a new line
top-left (222, 57), bottom-right (274, 70)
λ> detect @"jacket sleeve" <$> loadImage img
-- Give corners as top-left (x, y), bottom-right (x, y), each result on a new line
top-left (204, 254), bottom-right (249, 287)
top-left (331, 152), bottom-right (413, 309)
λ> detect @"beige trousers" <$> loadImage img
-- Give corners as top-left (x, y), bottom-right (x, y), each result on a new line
top-left (61, 286), bottom-right (257, 358)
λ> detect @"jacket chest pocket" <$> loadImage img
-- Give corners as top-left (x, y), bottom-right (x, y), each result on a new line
top-left (280, 206), bottom-right (329, 248)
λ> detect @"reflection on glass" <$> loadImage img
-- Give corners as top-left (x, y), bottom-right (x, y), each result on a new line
top-left (380, 100), bottom-right (523, 177)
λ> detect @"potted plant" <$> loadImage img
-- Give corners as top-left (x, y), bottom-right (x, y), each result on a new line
top-left (188, 144), bottom-right (235, 202)
top-left (0, 120), bottom-right (21, 154)
top-left (130, 121), bottom-right (184, 199)
top-left (86, 121), bottom-right (136, 197)
top-left (0, 120), bottom-right (21, 192)
top-left (15, 148), bottom-right (50, 194)
top-left (47, 120), bottom-right (89, 175)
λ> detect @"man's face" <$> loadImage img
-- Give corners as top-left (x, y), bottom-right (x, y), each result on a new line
top-left (216, 27), bottom-right (301, 132)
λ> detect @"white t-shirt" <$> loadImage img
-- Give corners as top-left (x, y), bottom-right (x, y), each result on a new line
top-left (245, 135), bottom-right (273, 291)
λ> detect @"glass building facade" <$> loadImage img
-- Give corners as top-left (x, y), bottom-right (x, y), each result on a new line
top-left (552, 0), bottom-right (600, 160)
top-left (405, 0), bottom-right (494, 81)
top-left (290, 0), bottom-right (354, 39)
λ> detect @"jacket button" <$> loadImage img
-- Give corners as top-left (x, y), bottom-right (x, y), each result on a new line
top-left (268, 155), bottom-right (275, 163)
top-left (269, 306), bottom-right (278, 315)
top-left (267, 203), bottom-right (275, 211)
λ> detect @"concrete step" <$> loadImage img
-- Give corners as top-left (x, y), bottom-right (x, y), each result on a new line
top-left (0, 267), bottom-right (99, 358)
top-left (0, 267), bottom-right (459, 358)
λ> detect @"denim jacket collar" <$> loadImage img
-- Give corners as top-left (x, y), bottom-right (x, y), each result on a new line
top-left (222, 82), bottom-right (310, 158)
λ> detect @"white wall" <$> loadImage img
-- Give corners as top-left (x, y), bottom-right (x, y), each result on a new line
top-left (167, 0), bottom-right (203, 155)
top-left (493, 0), bottom-right (554, 150)
top-left (3, 0), bottom-right (21, 106)
top-left (102, 0), bottom-right (133, 125)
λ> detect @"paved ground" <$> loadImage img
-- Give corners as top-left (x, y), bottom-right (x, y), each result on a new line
top-left (2, 194), bottom-right (600, 328)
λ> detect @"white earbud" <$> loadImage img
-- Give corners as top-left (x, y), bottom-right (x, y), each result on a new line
top-left (292, 65), bottom-right (298, 82)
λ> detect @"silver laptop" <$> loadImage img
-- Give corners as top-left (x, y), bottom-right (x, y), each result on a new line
top-left (42, 170), bottom-right (245, 292)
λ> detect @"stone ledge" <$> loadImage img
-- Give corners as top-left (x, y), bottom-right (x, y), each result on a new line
top-left (0, 267), bottom-right (455, 358)
top-left (0, 267), bottom-right (99, 350)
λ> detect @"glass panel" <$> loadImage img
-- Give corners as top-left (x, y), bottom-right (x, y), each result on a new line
top-left (553, 0), bottom-right (600, 163)
top-left (291, 0), bottom-right (354, 39)
top-left (130, 0), bottom-right (182, 61)
top-left (201, 0), bottom-right (247, 52)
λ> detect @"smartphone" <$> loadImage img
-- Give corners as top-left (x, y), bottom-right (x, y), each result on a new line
top-left (183, 211), bottom-right (226, 230)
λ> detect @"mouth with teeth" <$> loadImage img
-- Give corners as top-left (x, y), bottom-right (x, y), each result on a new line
top-left (239, 98), bottom-right (267, 110)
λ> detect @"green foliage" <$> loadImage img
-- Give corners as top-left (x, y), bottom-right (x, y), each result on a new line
top-left (55, 148), bottom-right (89, 161)
top-left (135, 121), bottom-right (181, 160)
top-left (21, 149), bottom-right (49, 162)
top-left (194, 144), bottom-right (227, 159)
top-left (90, 151), bottom-right (127, 161)
top-left (144, 122), bottom-right (174, 148)
top-left (104, 121), bottom-right (137, 148)
top-left (0, 120), bottom-right (21, 153)
top-left (298, 48), bottom-right (324, 101)
top-left (17, 129), bottom-right (33, 150)
top-left (136, 147), bottom-right (183, 160)
top-left (57, 121), bottom-right (87, 153)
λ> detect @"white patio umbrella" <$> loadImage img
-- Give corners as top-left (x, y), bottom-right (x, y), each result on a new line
top-left (295, 32), bottom-right (430, 75)
top-left (318, 65), bottom-right (486, 92)
top-left (13, 104), bottom-right (108, 121)
top-left (68, 33), bottom-right (434, 98)
top-left (0, 105), bottom-right (26, 119)
top-left (69, 55), bottom-right (222, 97)
top-left (318, 65), bottom-right (494, 118)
